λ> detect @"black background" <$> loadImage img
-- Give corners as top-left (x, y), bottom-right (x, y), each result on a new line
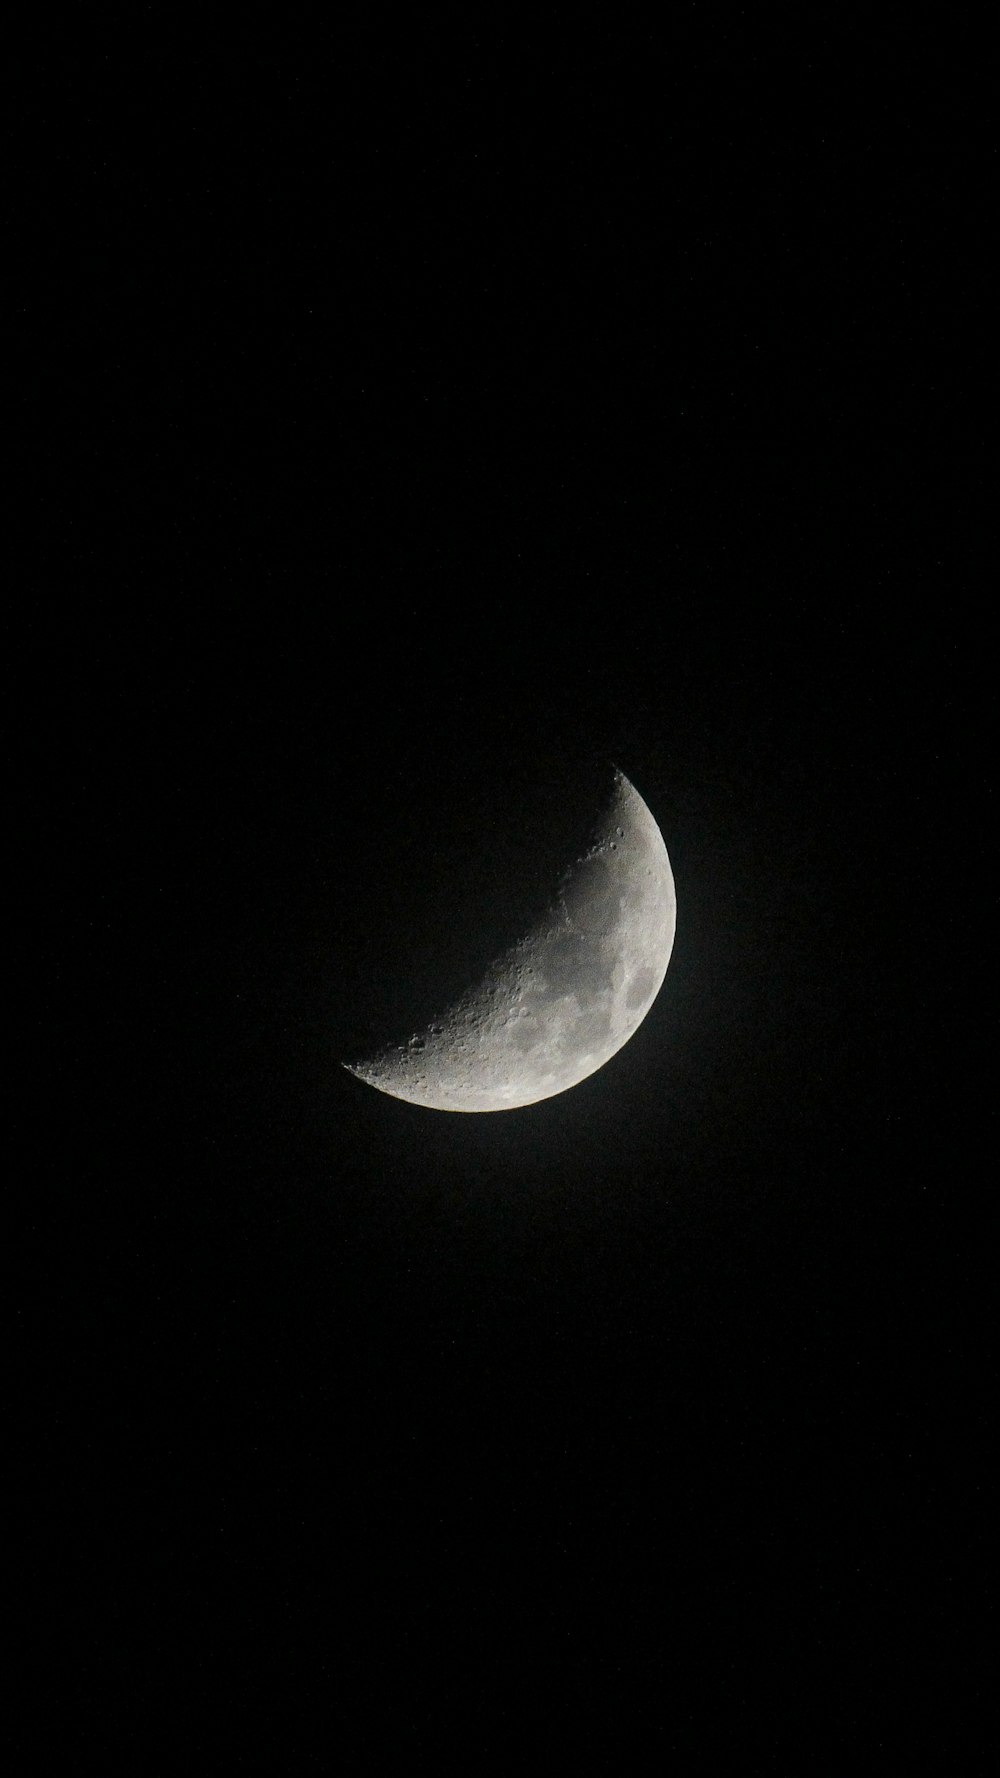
top-left (20, 12), bottom-right (988, 1768)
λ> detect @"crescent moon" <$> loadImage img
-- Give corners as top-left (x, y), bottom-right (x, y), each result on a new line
top-left (345, 768), bottom-right (676, 1112)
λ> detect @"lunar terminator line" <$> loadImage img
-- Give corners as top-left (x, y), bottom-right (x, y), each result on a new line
top-left (345, 768), bottom-right (675, 1111)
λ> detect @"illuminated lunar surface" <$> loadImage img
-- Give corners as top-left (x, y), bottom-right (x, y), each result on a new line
top-left (345, 768), bottom-right (675, 1112)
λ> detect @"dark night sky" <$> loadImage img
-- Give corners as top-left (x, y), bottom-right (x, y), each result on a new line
top-left (19, 14), bottom-right (988, 1769)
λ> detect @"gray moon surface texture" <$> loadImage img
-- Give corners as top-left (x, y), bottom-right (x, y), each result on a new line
top-left (345, 768), bottom-right (676, 1112)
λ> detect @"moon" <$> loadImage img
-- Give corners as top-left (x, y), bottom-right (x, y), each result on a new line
top-left (345, 768), bottom-right (676, 1112)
